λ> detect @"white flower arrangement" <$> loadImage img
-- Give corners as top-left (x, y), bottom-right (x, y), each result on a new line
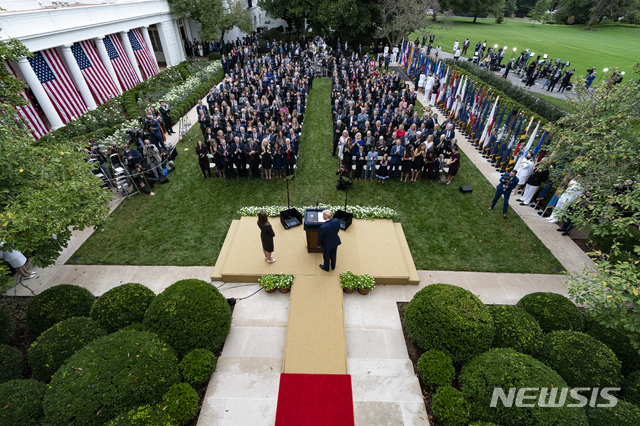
top-left (152, 61), bottom-right (221, 111)
top-left (238, 204), bottom-right (397, 220)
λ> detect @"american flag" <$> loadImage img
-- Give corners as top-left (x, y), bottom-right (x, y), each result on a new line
top-left (6, 61), bottom-right (48, 139)
top-left (71, 40), bottom-right (120, 105)
top-left (128, 29), bottom-right (159, 79)
top-left (28, 49), bottom-right (87, 124)
top-left (104, 33), bottom-right (140, 91)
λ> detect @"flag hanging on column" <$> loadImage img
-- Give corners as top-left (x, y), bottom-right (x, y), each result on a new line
top-left (6, 62), bottom-right (48, 139)
top-left (28, 49), bottom-right (87, 124)
top-left (104, 33), bottom-right (141, 91)
top-left (71, 40), bottom-right (120, 105)
top-left (128, 29), bottom-right (159, 79)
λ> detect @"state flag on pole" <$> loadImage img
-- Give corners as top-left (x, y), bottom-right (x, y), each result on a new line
top-left (71, 40), bottom-right (119, 105)
top-left (128, 29), bottom-right (159, 79)
top-left (28, 49), bottom-right (87, 124)
top-left (6, 62), bottom-right (48, 139)
top-left (104, 33), bottom-right (141, 91)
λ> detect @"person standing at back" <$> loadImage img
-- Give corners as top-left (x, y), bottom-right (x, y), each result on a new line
top-left (258, 210), bottom-right (276, 264)
top-left (317, 210), bottom-right (341, 271)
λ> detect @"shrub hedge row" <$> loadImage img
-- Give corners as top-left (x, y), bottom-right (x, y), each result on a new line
top-left (90, 283), bottom-right (155, 333)
top-left (516, 292), bottom-right (584, 333)
top-left (624, 370), bottom-right (640, 406)
top-left (417, 349), bottom-right (455, 390)
top-left (488, 305), bottom-right (544, 356)
top-left (586, 401), bottom-right (640, 426)
top-left (0, 344), bottom-right (23, 383)
top-left (443, 59), bottom-right (568, 122)
top-left (26, 284), bottom-right (95, 336)
top-left (584, 317), bottom-right (640, 376)
top-left (0, 379), bottom-right (48, 426)
top-left (0, 308), bottom-right (15, 344)
top-left (179, 348), bottom-right (218, 387)
top-left (431, 386), bottom-right (470, 426)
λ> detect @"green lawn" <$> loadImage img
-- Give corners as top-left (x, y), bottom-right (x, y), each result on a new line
top-left (413, 18), bottom-right (640, 83)
top-left (69, 79), bottom-right (562, 274)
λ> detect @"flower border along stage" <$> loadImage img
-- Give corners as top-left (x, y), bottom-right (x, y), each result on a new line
top-left (238, 205), bottom-right (397, 220)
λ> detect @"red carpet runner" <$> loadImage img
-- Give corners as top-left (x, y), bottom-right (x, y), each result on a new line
top-left (275, 373), bottom-right (355, 426)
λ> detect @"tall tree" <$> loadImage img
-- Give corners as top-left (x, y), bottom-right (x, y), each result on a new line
top-left (528, 0), bottom-right (550, 24)
top-left (585, 0), bottom-right (620, 29)
top-left (258, 0), bottom-right (306, 32)
top-left (554, 64), bottom-right (640, 351)
top-left (376, 0), bottom-right (451, 47)
top-left (449, 0), bottom-right (506, 22)
top-left (0, 29), bottom-right (111, 288)
top-left (168, 0), bottom-right (254, 42)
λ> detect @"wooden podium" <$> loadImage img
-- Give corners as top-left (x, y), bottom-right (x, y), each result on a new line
top-left (303, 209), bottom-right (324, 253)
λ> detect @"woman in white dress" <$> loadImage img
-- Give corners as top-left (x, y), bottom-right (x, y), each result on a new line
top-left (0, 244), bottom-right (35, 279)
top-left (418, 74), bottom-right (426, 93)
top-left (424, 73), bottom-right (435, 103)
top-left (338, 130), bottom-right (349, 162)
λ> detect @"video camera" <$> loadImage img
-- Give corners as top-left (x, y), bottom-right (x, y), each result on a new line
top-left (125, 129), bottom-right (147, 149)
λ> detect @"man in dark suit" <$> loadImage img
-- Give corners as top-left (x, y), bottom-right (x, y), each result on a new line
top-left (333, 120), bottom-right (345, 156)
top-left (159, 101), bottom-right (174, 135)
top-left (196, 100), bottom-right (207, 117)
top-left (317, 210), bottom-right (341, 271)
top-left (390, 138), bottom-right (405, 182)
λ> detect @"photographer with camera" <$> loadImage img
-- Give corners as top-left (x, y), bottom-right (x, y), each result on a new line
top-left (86, 143), bottom-right (113, 187)
top-left (123, 144), bottom-right (142, 167)
top-left (144, 114), bottom-right (166, 151)
top-left (131, 162), bottom-right (157, 195)
top-left (336, 165), bottom-right (351, 191)
top-left (142, 139), bottom-right (163, 181)
top-left (159, 101), bottom-right (174, 135)
top-left (489, 170), bottom-right (519, 218)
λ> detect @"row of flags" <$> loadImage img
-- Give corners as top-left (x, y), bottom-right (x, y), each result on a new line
top-left (10, 29), bottom-right (158, 140)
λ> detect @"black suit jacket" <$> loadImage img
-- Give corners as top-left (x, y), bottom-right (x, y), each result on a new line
top-left (317, 218), bottom-right (341, 251)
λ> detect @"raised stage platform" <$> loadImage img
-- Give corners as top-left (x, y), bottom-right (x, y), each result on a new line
top-left (210, 216), bottom-right (419, 285)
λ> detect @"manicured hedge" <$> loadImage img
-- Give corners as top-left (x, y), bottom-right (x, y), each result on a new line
top-left (542, 330), bottom-right (622, 388)
top-left (459, 348), bottom-right (589, 425)
top-left (0, 308), bottom-right (15, 344)
top-left (417, 349), bottom-right (455, 390)
top-left (209, 52), bottom-right (222, 61)
top-left (432, 386), bottom-right (470, 426)
top-left (28, 316), bottom-right (106, 382)
top-left (516, 292), bottom-right (584, 333)
top-left (0, 344), bottom-right (23, 383)
top-left (26, 284), bottom-right (95, 336)
top-left (586, 400), bottom-right (640, 426)
top-left (179, 348), bottom-right (218, 387)
top-left (488, 305), bottom-right (544, 356)
top-left (404, 284), bottom-right (494, 365)
top-left (0, 379), bottom-right (48, 426)
top-left (90, 283), bottom-right (155, 333)
top-left (43, 330), bottom-right (180, 426)
top-left (143, 279), bottom-right (231, 358)
top-left (623, 370), bottom-right (640, 406)
top-left (107, 383), bottom-right (199, 426)
top-left (584, 317), bottom-right (640, 376)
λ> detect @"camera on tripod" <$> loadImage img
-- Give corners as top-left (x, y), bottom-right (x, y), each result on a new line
top-left (125, 129), bottom-right (146, 149)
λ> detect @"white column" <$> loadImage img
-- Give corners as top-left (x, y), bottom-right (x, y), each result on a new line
top-left (119, 31), bottom-right (143, 81)
top-left (94, 36), bottom-right (122, 95)
top-left (140, 26), bottom-right (158, 64)
top-left (155, 21), bottom-right (176, 67)
top-left (16, 56), bottom-right (64, 130)
top-left (183, 18), bottom-right (193, 42)
top-left (60, 44), bottom-right (97, 110)
top-left (172, 20), bottom-right (186, 62)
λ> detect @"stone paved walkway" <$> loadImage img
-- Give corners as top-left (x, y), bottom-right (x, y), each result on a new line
top-left (4, 76), bottom-right (589, 426)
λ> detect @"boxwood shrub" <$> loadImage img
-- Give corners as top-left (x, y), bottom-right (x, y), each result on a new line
top-left (0, 379), bottom-right (48, 426)
top-left (516, 292), bottom-right (584, 333)
top-left (143, 279), bottom-right (231, 358)
top-left (0, 308), bottom-right (15, 344)
top-left (0, 344), bottom-right (23, 383)
top-left (26, 284), bottom-right (95, 336)
top-left (90, 283), bottom-right (155, 333)
top-left (459, 348), bottom-right (589, 425)
top-left (584, 317), bottom-right (640, 376)
top-left (209, 52), bottom-right (222, 61)
top-left (623, 370), bottom-right (640, 406)
top-left (43, 330), bottom-right (180, 426)
top-left (417, 349), bottom-right (455, 390)
top-left (586, 400), bottom-right (640, 426)
top-left (542, 330), bottom-right (622, 388)
top-left (179, 348), bottom-right (218, 387)
top-left (28, 316), bottom-right (106, 382)
top-left (488, 305), bottom-right (544, 356)
top-left (431, 386), bottom-right (470, 426)
top-left (469, 423), bottom-right (502, 426)
top-left (404, 284), bottom-right (494, 365)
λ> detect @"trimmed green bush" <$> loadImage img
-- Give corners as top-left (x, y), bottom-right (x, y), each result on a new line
top-left (90, 283), bottom-right (155, 333)
top-left (516, 292), bottom-right (584, 333)
top-left (179, 348), bottom-right (217, 387)
top-left (28, 316), bottom-right (106, 382)
top-left (488, 305), bottom-right (544, 356)
top-left (404, 284), bottom-right (494, 365)
top-left (107, 382), bottom-right (199, 426)
top-left (26, 284), bottom-right (95, 336)
top-left (43, 330), bottom-right (180, 426)
top-left (0, 308), bottom-right (15, 344)
top-left (469, 423), bottom-right (502, 426)
top-left (623, 370), bottom-right (640, 406)
top-left (160, 383), bottom-right (200, 425)
top-left (417, 350), bottom-right (455, 390)
top-left (586, 400), bottom-right (640, 425)
top-left (0, 344), bottom-right (23, 383)
top-left (542, 330), bottom-right (622, 388)
top-left (584, 317), bottom-right (640, 376)
top-left (209, 52), bottom-right (222, 61)
top-left (431, 386), bottom-right (470, 426)
top-left (143, 279), bottom-right (231, 358)
top-left (459, 348), bottom-right (589, 425)
top-left (0, 379), bottom-right (48, 426)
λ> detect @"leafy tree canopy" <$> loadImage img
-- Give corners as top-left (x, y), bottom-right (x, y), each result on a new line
top-left (168, 0), bottom-right (254, 42)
